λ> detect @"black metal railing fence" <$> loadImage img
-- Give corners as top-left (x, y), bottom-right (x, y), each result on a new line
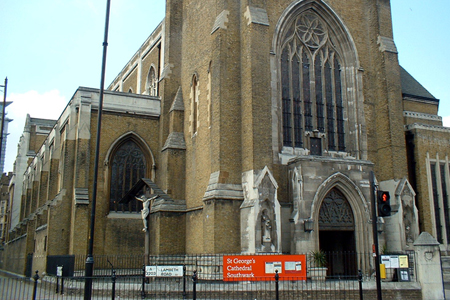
top-left (70, 251), bottom-right (414, 281)
top-left (1, 269), bottom-right (365, 300)
top-left (1, 251), bottom-right (416, 300)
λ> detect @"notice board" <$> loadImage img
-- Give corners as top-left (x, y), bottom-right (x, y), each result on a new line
top-left (223, 254), bottom-right (307, 281)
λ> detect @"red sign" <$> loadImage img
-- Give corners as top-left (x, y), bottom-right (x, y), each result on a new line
top-left (223, 254), bottom-right (307, 281)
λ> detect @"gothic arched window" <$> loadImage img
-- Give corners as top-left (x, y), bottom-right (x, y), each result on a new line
top-left (281, 11), bottom-right (345, 152)
top-left (109, 140), bottom-right (147, 212)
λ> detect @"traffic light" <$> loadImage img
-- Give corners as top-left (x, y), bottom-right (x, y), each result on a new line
top-left (377, 190), bottom-right (391, 217)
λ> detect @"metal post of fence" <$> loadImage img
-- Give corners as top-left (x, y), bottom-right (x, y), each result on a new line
top-left (183, 264), bottom-right (187, 299)
top-left (141, 265), bottom-right (146, 299)
top-left (358, 269), bottom-right (363, 300)
top-left (275, 270), bottom-right (279, 300)
top-left (111, 270), bottom-right (116, 300)
top-left (32, 271), bottom-right (39, 300)
top-left (56, 276), bottom-right (59, 294)
top-left (192, 270), bottom-right (198, 300)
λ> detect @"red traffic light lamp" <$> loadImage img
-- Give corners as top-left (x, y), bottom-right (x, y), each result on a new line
top-left (377, 190), bottom-right (391, 217)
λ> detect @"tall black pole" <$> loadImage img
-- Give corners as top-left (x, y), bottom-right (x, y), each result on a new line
top-left (0, 77), bottom-right (8, 173)
top-left (84, 1), bottom-right (111, 299)
top-left (370, 171), bottom-right (382, 300)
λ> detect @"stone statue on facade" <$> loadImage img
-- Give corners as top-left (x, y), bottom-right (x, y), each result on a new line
top-left (262, 212), bottom-right (272, 243)
top-left (135, 194), bottom-right (158, 232)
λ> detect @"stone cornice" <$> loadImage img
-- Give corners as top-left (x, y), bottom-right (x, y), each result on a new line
top-left (405, 123), bottom-right (450, 133)
top-left (403, 111), bottom-right (442, 122)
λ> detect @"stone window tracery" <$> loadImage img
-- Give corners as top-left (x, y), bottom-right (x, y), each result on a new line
top-left (319, 189), bottom-right (354, 230)
top-left (281, 11), bottom-right (345, 152)
top-left (147, 66), bottom-right (158, 96)
top-left (109, 140), bottom-right (147, 213)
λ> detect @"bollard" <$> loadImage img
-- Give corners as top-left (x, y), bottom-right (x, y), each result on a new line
top-left (111, 270), bottom-right (116, 300)
top-left (183, 264), bottom-right (187, 299)
top-left (358, 269), bottom-right (363, 300)
top-left (275, 270), bottom-right (279, 300)
top-left (192, 270), bottom-right (198, 300)
top-left (56, 265), bottom-right (63, 294)
top-left (32, 270), bottom-right (40, 300)
top-left (61, 277), bottom-right (64, 295)
top-left (141, 264), bottom-right (146, 299)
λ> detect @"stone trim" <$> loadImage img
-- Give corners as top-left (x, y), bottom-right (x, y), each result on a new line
top-left (169, 87), bottom-right (184, 112)
top-left (414, 231), bottom-right (440, 246)
top-left (6, 233), bottom-right (27, 245)
top-left (403, 95), bottom-right (440, 104)
top-left (160, 63), bottom-right (174, 80)
top-left (14, 189), bottom-right (66, 229)
top-left (74, 188), bottom-right (89, 205)
top-left (122, 63), bottom-right (138, 83)
top-left (151, 198), bottom-right (186, 213)
top-left (162, 132), bottom-right (186, 151)
top-left (107, 212), bottom-right (142, 219)
top-left (403, 111), bottom-right (442, 122)
top-left (288, 155), bottom-right (373, 167)
top-left (35, 224), bottom-right (48, 232)
top-left (186, 206), bottom-right (203, 212)
top-left (211, 10), bottom-right (229, 34)
top-left (244, 6), bottom-right (269, 26)
top-left (405, 123), bottom-right (450, 133)
top-left (203, 171), bottom-right (244, 201)
top-left (377, 36), bottom-right (398, 54)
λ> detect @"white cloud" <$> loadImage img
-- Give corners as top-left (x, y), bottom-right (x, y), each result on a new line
top-left (443, 116), bottom-right (450, 128)
top-left (4, 90), bottom-right (67, 173)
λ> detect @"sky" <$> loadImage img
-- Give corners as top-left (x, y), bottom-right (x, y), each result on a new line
top-left (0, 0), bottom-right (449, 174)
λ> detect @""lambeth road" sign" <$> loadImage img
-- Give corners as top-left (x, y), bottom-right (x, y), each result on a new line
top-left (145, 265), bottom-right (184, 277)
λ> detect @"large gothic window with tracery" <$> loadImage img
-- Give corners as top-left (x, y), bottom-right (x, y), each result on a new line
top-left (281, 11), bottom-right (345, 152)
top-left (319, 189), bottom-right (354, 230)
top-left (109, 140), bottom-right (147, 212)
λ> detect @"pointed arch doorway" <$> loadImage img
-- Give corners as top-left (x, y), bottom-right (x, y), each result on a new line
top-left (318, 188), bottom-right (357, 277)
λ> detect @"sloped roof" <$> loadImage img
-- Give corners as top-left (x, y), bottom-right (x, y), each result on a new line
top-left (119, 178), bottom-right (172, 204)
top-left (400, 66), bottom-right (437, 101)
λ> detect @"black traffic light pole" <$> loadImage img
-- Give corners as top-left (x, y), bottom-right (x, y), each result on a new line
top-left (84, 0), bottom-right (111, 299)
top-left (0, 77), bottom-right (8, 168)
top-left (370, 171), bottom-right (382, 300)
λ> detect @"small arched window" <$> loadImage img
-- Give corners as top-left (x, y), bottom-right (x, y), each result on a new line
top-left (147, 66), bottom-right (158, 96)
top-left (109, 140), bottom-right (147, 212)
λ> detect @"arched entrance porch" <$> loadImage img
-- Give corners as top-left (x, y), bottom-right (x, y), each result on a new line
top-left (318, 188), bottom-right (357, 277)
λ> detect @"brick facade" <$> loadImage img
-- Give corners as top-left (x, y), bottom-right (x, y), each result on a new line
top-left (3, 3), bottom-right (449, 293)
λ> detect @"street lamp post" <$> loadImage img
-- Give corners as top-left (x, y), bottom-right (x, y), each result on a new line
top-left (83, 1), bottom-right (111, 299)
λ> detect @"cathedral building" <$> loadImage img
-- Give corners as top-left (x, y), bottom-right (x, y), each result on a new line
top-left (4, 0), bottom-right (450, 277)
